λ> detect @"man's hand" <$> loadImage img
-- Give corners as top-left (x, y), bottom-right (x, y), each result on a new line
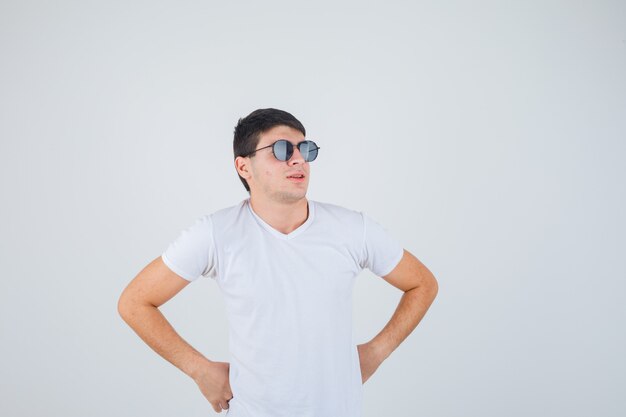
top-left (119, 256), bottom-right (235, 411)
top-left (356, 342), bottom-right (386, 384)
top-left (193, 360), bottom-right (233, 413)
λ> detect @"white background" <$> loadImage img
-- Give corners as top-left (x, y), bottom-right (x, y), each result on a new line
top-left (1, 1), bottom-right (624, 416)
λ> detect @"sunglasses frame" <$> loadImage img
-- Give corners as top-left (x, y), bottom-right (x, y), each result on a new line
top-left (243, 139), bottom-right (321, 162)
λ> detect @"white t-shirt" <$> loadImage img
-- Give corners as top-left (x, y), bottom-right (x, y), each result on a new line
top-left (161, 197), bottom-right (404, 417)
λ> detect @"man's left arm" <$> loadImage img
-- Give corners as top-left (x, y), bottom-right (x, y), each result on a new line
top-left (358, 249), bottom-right (438, 383)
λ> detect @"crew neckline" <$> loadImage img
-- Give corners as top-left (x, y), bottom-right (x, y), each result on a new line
top-left (246, 197), bottom-right (315, 240)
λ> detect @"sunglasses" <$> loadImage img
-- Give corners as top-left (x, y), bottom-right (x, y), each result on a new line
top-left (243, 139), bottom-right (321, 162)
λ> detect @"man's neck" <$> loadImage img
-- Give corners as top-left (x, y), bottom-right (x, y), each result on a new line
top-left (249, 195), bottom-right (309, 235)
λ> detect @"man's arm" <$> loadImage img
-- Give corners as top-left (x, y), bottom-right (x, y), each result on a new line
top-left (117, 256), bottom-right (233, 413)
top-left (357, 249), bottom-right (438, 383)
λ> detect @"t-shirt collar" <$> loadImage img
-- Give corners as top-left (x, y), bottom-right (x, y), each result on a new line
top-left (246, 198), bottom-right (315, 240)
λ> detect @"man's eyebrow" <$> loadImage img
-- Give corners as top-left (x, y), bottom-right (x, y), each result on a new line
top-left (277, 138), bottom-right (305, 145)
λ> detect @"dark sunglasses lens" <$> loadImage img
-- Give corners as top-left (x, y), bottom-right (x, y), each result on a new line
top-left (299, 141), bottom-right (319, 162)
top-left (273, 140), bottom-right (319, 161)
top-left (273, 140), bottom-right (290, 161)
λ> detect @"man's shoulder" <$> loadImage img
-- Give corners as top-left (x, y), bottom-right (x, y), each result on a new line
top-left (213, 199), bottom-right (246, 215)
top-left (198, 199), bottom-right (247, 226)
top-left (312, 199), bottom-right (363, 221)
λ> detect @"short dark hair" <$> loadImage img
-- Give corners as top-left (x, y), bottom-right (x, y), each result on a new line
top-left (233, 108), bottom-right (306, 194)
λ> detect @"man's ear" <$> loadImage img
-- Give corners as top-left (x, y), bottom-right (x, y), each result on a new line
top-left (235, 156), bottom-right (251, 179)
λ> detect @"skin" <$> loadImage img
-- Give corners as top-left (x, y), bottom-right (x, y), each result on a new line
top-left (356, 249), bottom-right (439, 383)
top-left (118, 124), bottom-right (438, 413)
top-left (234, 124), bottom-right (311, 235)
top-left (117, 257), bottom-right (231, 413)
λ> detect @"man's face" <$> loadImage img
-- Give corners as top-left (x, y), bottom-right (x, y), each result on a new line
top-left (241, 125), bottom-right (310, 203)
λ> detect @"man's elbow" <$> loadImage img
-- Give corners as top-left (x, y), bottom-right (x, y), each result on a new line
top-left (117, 290), bottom-right (143, 322)
top-left (428, 274), bottom-right (439, 302)
top-left (421, 273), bottom-right (439, 299)
top-left (117, 292), bottom-right (132, 321)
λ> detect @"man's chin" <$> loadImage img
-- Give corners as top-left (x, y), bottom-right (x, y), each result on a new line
top-left (274, 190), bottom-right (307, 202)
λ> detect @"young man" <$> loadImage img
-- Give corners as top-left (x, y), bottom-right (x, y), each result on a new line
top-left (118, 108), bottom-right (438, 417)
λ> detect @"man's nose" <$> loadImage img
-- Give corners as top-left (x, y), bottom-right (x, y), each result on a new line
top-left (287, 146), bottom-right (306, 164)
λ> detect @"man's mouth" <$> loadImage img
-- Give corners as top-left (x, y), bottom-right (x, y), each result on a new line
top-left (287, 174), bottom-right (305, 182)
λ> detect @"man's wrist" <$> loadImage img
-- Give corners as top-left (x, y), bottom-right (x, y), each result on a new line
top-left (367, 339), bottom-right (391, 362)
top-left (186, 354), bottom-right (215, 381)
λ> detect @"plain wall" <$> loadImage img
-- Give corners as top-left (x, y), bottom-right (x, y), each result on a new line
top-left (0, 1), bottom-right (624, 416)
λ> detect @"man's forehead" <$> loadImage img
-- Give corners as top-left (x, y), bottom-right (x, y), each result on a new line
top-left (258, 125), bottom-right (304, 146)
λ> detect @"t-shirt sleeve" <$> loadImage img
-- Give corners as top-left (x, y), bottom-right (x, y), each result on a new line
top-left (161, 214), bottom-right (218, 282)
top-left (359, 212), bottom-right (404, 277)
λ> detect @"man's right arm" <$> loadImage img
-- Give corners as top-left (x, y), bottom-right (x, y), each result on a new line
top-left (117, 255), bottom-right (233, 413)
